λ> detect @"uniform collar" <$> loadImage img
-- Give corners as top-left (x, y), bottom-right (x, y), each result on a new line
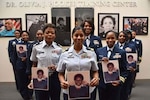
top-left (85, 34), bottom-right (91, 39)
top-left (132, 38), bottom-right (135, 42)
top-left (107, 46), bottom-right (114, 51)
top-left (68, 45), bottom-right (87, 53)
top-left (42, 40), bottom-right (56, 48)
top-left (118, 42), bottom-right (125, 47)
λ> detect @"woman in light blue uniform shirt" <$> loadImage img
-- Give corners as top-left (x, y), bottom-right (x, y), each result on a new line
top-left (57, 26), bottom-right (99, 100)
top-left (29, 23), bottom-right (62, 100)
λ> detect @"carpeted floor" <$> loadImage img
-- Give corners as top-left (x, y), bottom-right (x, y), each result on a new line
top-left (0, 79), bottom-right (150, 100)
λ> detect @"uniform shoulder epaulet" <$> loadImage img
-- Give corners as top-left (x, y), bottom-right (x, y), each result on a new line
top-left (65, 47), bottom-right (69, 51)
top-left (56, 43), bottom-right (62, 47)
top-left (33, 42), bottom-right (41, 47)
top-left (86, 47), bottom-right (94, 51)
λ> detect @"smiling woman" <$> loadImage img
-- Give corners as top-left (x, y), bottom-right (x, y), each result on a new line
top-left (57, 26), bottom-right (99, 100)
top-left (98, 13), bottom-right (119, 39)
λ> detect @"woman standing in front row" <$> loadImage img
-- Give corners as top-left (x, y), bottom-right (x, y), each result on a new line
top-left (29, 23), bottom-right (62, 100)
top-left (56, 26), bottom-right (99, 100)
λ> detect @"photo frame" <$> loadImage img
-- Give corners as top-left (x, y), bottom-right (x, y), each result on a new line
top-left (102, 60), bottom-right (120, 83)
top-left (25, 14), bottom-right (47, 41)
top-left (123, 17), bottom-right (148, 35)
top-left (16, 44), bottom-right (27, 58)
top-left (67, 71), bottom-right (90, 99)
top-left (32, 67), bottom-right (49, 91)
top-left (51, 8), bottom-right (71, 46)
top-left (0, 18), bottom-right (22, 37)
top-left (75, 7), bottom-right (94, 27)
top-left (126, 53), bottom-right (137, 70)
top-left (98, 13), bottom-right (119, 39)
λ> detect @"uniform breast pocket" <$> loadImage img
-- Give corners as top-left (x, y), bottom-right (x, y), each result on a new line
top-left (51, 53), bottom-right (59, 64)
top-left (37, 53), bottom-right (46, 61)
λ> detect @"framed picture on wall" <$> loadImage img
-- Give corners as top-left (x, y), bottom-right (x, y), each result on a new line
top-left (75, 7), bottom-right (94, 27)
top-left (51, 8), bottom-right (71, 46)
top-left (0, 18), bottom-right (22, 37)
top-left (25, 14), bottom-right (47, 41)
top-left (123, 17), bottom-right (148, 35)
top-left (98, 13), bottom-right (119, 39)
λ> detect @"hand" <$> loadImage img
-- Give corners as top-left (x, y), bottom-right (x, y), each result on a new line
top-left (90, 77), bottom-right (100, 87)
top-left (102, 57), bottom-right (109, 62)
top-left (129, 67), bottom-right (135, 72)
top-left (28, 82), bottom-right (33, 89)
top-left (111, 81), bottom-right (120, 86)
top-left (60, 81), bottom-right (69, 89)
top-left (48, 64), bottom-right (56, 71)
top-left (21, 57), bottom-right (26, 61)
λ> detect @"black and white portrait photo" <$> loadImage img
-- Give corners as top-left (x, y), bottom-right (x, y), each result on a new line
top-left (98, 13), bottom-right (119, 39)
top-left (26, 14), bottom-right (47, 41)
top-left (51, 8), bottom-right (71, 46)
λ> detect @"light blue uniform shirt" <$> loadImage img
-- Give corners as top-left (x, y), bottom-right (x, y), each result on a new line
top-left (30, 40), bottom-right (62, 69)
top-left (57, 45), bottom-right (99, 94)
top-left (0, 29), bottom-right (15, 36)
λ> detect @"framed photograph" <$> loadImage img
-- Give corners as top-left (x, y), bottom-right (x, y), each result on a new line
top-left (126, 53), bottom-right (137, 70)
top-left (75, 7), bottom-right (94, 27)
top-left (25, 14), bottom-right (47, 41)
top-left (16, 44), bottom-right (27, 58)
top-left (51, 8), bottom-right (71, 46)
top-left (0, 18), bottom-right (22, 37)
top-left (123, 17), bottom-right (148, 35)
top-left (32, 67), bottom-right (49, 91)
top-left (102, 60), bottom-right (120, 83)
top-left (98, 13), bottom-right (119, 39)
top-left (67, 71), bottom-right (90, 99)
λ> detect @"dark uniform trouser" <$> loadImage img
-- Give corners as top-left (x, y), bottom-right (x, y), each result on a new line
top-left (35, 72), bottom-right (61, 100)
top-left (120, 71), bottom-right (134, 100)
top-left (11, 62), bottom-right (19, 90)
top-left (17, 68), bottom-right (32, 100)
top-left (98, 84), bottom-right (121, 100)
top-left (63, 88), bottom-right (97, 100)
top-left (132, 65), bottom-right (140, 85)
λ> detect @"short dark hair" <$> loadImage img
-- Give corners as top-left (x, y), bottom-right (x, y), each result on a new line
top-left (74, 73), bottom-right (84, 81)
top-left (19, 46), bottom-right (23, 49)
top-left (107, 62), bottom-right (114, 68)
top-left (42, 23), bottom-right (56, 33)
top-left (72, 26), bottom-right (84, 36)
top-left (15, 30), bottom-right (22, 34)
top-left (118, 31), bottom-right (128, 41)
top-left (124, 30), bottom-right (133, 41)
top-left (57, 17), bottom-right (64, 23)
top-left (81, 19), bottom-right (95, 34)
top-left (105, 30), bottom-right (117, 39)
top-left (128, 55), bottom-right (133, 59)
top-left (101, 16), bottom-right (116, 28)
top-left (21, 31), bottom-right (29, 36)
top-left (37, 69), bottom-right (44, 75)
